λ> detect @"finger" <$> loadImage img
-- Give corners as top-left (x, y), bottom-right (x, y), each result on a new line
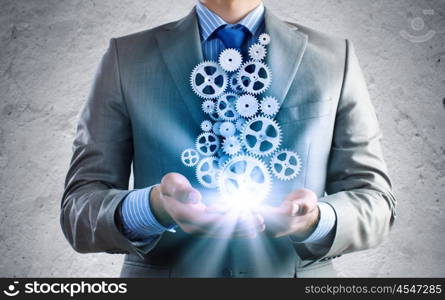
top-left (291, 202), bottom-right (300, 217)
top-left (162, 194), bottom-right (206, 223)
top-left (160, 173), bottom-right (201, 204)
top-left (285, 189), bottom-right (318, 216)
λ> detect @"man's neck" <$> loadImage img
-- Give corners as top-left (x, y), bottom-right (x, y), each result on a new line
top-left (200, 0), bottom-right (262, 24)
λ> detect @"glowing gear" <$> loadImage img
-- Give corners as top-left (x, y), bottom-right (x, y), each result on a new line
top-left (196, 157), bottom-right (220, 188)
top-left (229, 74), bottom-right (244, 94)
top-left (196, 132), bottom-right (220, 156)
top-left (241, 116), bottom-right (281, 157)
top-left (236, 94), bottom-right (259, 118)
top-left (202, 100), bottom-right (215, 114)
top-left (248, 43), bottom-right (267, 61)
top-left (270, 150), bottom-right (302, 181)
top-left (218, 48), bottom-right (243, 72)
top-left (218, 155), bottom-right (272, 206)
top-left (222, 136), bottom-right (242, 155)
top-left (200, 120), bottom-right (213, 132)
top-left (216, 93), bottom-right (240, 121)
top-left (181, 148), bottom-right (200, 167)
top-left (190, 61), bottom-right (228, 99)
top-left (237, 61), bottom-right (272, 95)
top-left (219, 122), bottom-right (236, 138)
top-left (258, 33), bottom-right (271, 45)
top-left (260, 96), bottom-right (280, 117)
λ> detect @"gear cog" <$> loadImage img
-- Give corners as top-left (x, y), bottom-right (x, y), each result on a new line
top-left (212, 121), bottom-right (223, 135)
top-left (196, 132), bottom-right (220, 156)
top-left (218, 155), bottom-right (231, 168)
top-left (270, 150), bottom-right (302, 181)
top-left (235, 118), bottom-right (247, 132)
top-left (209, 111), bottom-right (220, 121)
top-left (237, 61), bottom-right (272, 95)
top-left (222, 136), bottom-right (242, 155)
top-left (236, 94), bottom-right (259, 118)
top-left (260, 96), bottom-right (280, 117)
top-left (196, 157), bottom-right (220, 189)
top-left (241, 116), bottom-right (281, 156)
top-left (181, 148), bottom-right (200, 167)
top-left (219, 122), bottom-right (236, 137)
top-left (258, 33), bottom-right (271, 45)
top-left (216, 93), bottom-right (240, 121)
top-left (229, 74), bottom-right (244, 94)
top-left (218, 48), bottom-right (242, 72)
top-left (190, 61), bottom-right (228, 99)
top-left (202, 100), bottom-right (215, 114)
top-left (200, 120), bottom-right (213, 132)
top-left (218, 154), bottom-right (271, 205)
top-left (249, 43), bottom-right (267, 61)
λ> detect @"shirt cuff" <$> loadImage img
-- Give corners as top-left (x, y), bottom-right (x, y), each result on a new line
top-left (120, 186), bottom-right (176, 241)
top-left (293, 202), bottom-right (336, 244)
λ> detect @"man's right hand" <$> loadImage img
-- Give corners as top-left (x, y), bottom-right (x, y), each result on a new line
top-left (150, 173), bottom-right (265, 238)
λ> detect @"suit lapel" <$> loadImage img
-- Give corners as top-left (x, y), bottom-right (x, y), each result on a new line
top-left (264, 10), bottom-right (308, 106)
top-left (155, 9), bottom-right (205, 124)
top-left (155, 8), bottom-right (307, 122)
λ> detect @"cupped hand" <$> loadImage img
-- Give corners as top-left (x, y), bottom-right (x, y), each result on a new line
top-left (150, 173), bottom-right (265, 239)
top-left (256, 189), bottom-right (320, 240)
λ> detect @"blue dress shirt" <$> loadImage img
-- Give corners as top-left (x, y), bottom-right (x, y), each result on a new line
top-left (120, 1), bottom-right (336, 247)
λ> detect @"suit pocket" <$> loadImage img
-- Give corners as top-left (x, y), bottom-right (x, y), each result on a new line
top-left (120, 261), bottom-right (171, 278)
top-left (277, 98), bottom-right (333, 124)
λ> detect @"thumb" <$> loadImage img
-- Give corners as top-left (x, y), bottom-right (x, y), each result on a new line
top-left (280, 199), bottom-right (299, 217)
top-left (160, 173), bottom-right (201, 203)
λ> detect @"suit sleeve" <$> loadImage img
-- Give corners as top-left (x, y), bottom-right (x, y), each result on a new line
top-left (318, 40), bottom-right (397, 259)
top-left (60, 39), bottom-right (159, 257)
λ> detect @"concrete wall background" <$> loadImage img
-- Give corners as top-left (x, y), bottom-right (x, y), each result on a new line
top-left (0, 0), bottom-right (444, 277)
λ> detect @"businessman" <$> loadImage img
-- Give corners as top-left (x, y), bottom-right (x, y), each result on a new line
top-left (61, 0), bottom-right (396, 277)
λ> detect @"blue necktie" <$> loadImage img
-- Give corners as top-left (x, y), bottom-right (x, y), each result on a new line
top-left (215, 24), bottom-right (249, 50)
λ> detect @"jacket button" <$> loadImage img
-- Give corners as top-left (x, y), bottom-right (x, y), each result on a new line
top-left (222, 268), bottom-right (233, 277)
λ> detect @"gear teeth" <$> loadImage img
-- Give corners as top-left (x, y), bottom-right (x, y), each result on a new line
top-left (196, 156), bottom-right (220, 189)
top-left (202, 100), bottom-right (215, 114)
top-left (269, 149), bottom-right (302, 181)
top-left (258, 33), bottom-right (271, 45)
top-left (218, 48), bottom-right (243, 72)
top-left (237, 60), bottom-right (272, 95)
top-left (260, 96), bottom-right (280, 117)
top-left (195, 132), bottom-right (220, 156)
top-left (235, 94), bottom-right (259, 118)
top-left (200, 120), bottom-right (213, 132)
top-left (240, 116), bottom-right (282, 157)
top-left (218, 154), bottom-right (272, 203)
top-left (218, 155), bottom-right (231, 168)
top-left (229, 74), bottom-right (244, 94)
top-left (181, 148), bottom-right (200, 167)
top-left (222, 136), bottom-right (241, 155)
top-left (216, 93), bottom-right (240, 121)
top-left (235, 118), bottom-right (247, 131)
top-left (219, 122), bottom-right (236, 138)
top-left (190, 61), bottom-right (228, 99)
top-left (248, 43), bottom-right (267, 61)
top-left (212, 121), bottom-right (223, 136)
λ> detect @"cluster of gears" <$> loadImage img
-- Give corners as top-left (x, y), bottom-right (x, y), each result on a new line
top-left (181, 33), bottom-right (302, 205)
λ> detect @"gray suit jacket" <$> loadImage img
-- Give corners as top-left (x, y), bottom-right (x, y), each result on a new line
top-left (61, 8), bottom-right (396, 278)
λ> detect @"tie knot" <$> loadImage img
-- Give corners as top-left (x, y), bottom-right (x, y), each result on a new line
top-left (215, 24), bottom-right (249, 50)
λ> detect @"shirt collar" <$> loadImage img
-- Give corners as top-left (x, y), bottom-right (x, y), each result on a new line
top-left (195, 1), bottom-right (265, 41)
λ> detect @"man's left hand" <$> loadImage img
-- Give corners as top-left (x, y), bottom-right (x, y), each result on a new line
top-left (257, 189), bottom-right (320, 241)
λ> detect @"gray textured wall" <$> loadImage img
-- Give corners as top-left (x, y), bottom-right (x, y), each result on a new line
top-left (0, 0), bottom-right (444, 277)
